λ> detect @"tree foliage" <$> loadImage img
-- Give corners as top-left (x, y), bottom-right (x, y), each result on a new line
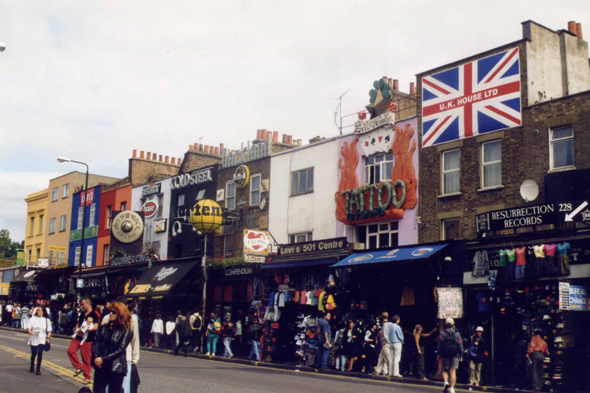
top-left (0, 229), bottom-right (23, 259)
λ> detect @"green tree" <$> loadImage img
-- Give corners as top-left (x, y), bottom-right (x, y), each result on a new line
top-left (0, 229), bottom-right (21, 258)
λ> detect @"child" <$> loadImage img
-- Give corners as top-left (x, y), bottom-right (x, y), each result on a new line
top-left (73, 316), bottom-right (94, 345)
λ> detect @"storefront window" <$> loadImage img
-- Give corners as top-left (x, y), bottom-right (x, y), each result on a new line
top-left (75, 246), bottom-right (81, 266)
top-left (49, 218), bottom-right (56, 234)
top-left (89, 203), bottom-right (96, 226)
top-left (178, 194), bottom-right (185, 206)
top-left (291, 168), bottom-right (314, 196)
top-left (442, 218), bottom-right (460, 240)
top-left (2, 270), bottom-right (14, 283)
top-left (365, 153), bottom-right (394, 184)
top-left (60, 215), bottom-right (67, 231)
top-left (77, 207), bottom-right (83, 229)
top-left (224, 235), bottom-right (234, 257)
top-left (106, 206), bottom-right (113, 229)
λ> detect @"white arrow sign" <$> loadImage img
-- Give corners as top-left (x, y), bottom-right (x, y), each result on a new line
top-left (565, 201), bottom-right (589, 222)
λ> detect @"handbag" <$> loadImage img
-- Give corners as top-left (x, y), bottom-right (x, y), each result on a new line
top-left (44, 317), bottom-right (51, 352)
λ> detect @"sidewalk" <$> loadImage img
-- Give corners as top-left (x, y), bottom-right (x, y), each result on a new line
top-left (0, 326), bottom-right (535, 393)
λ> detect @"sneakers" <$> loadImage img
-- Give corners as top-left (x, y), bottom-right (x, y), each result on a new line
top-left (205, 352), bottom-right (210, 356)
top-left (443, 381), bottom-right (450, 393)
top-left (449, 388), bottom-right (455, 393)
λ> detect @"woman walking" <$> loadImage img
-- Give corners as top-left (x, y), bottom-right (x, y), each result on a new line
top-left (205, 313), bottom-right (220, 356)
top-left (528, 329), bottom-right (550, 391)
top-left (27, 307), bottom-right (52, 375)
top-left (151, 314), bottom-right (164, 348)
top-left (247, 317), bottom-right (262, 361)
top-left (413, 324), bottom-right (436, 381)
top-left (92, 302), bottom-right (133, 393)
top-left (221, 316), bottom-right (236, 358)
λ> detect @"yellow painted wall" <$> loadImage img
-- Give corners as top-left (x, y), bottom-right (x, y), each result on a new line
top-left (24, 189), bottom-right (48, 265)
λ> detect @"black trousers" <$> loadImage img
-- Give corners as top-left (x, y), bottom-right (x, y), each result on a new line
top-left (414, 346), bottom-right (426, 379)
top-left (192, 330), bottom-right (201, 351)
top-left (175, 336), bottom-right (190, 355)
top-left (93, 368), bottom-right (125, 393)
top-left (167, 334), bottom-right (176, 350)
top-left (30, 345), bottom-right (43, 372)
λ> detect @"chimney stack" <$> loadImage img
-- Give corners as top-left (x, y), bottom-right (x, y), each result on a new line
top-left (140, 151), bottom-right (145, 159)
top-left (159, 155), bottom-right (163, 162)
top-left (288, 135), bottom-right (293, 144)
top-left (177, 158), bottom-right (182, 166)
top-left (165, 156), bottom-right (169, 163)
top-left (199, 144), bottom-right (203, 152)
top-left (214, 147), bottom-right (220, 155)
top-left (568, 21), bottom-right (578, 36)
top-left (204, 145), bottom-right (210, 154)
top-left (194, 143), bottom-right (199, 151)
top-left (133, 149), bottom-right (137, 158)
top-left (151, 152), bottom-right (156, 160)
top-left (262, 129), bottom-right (268, 140)
top-left (410, 82), bottom-right (416, 95)
top-left (388, 78), bottom-right (393, 89)
top-left (282, 134), bottom-right (288, 143)
top-left (272, 131), bottom-right (279, 142)
top-left (256, 129), bottom-right (262, 139)
top-left (171, 157), bottom-right (176, 165)
top-left (220, 143), bottom-right (224, 152)
top-left (577, 23), bottom-right (583, 39)
top-left (146, 152), bottom-right (151, 160)
top-left (393, 79), bottom-right (399, 91)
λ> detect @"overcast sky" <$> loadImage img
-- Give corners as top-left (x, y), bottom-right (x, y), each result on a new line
top-left (1, 1), bottom-right (588, 241)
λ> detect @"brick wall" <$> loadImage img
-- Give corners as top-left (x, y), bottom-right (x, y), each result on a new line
top-left (129, 158), bottom-right (180, 186)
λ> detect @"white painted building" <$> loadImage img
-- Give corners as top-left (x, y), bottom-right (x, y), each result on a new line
top-left (269, 137), bottom-right (340, 244)
top-left (130, 177), bottom-right (172, 260)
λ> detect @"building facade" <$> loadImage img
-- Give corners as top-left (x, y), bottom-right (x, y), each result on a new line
top-left (97, 181), bottom-right (133, 266)
top-left (23, 189), bottom-right (48, 265)
top-left (68, 185), bottom-right (102, 268)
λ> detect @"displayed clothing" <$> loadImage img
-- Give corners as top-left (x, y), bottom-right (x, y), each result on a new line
top-left (515, 247), bottom-right (526, 280)
top-left (525, 246), bottom-right (539, 283)
top-left (505, 249), bottom-right (516, 280)
top-left (556, 242), bottom-right (571, 276)
top-left (400, 287), bottom-right (415, 306)
top-left (476, 292), bottom-right (488, 312)
top-left (498, 249), bottom-right (507, 267)
top-left (472, 250), bottom-right (489, 277)
top-left (534, 245), bottom-right (547, 276)
top-left (544, 244), bottom-right (558, 275)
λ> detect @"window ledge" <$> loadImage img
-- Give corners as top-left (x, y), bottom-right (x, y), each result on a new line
top-left (478, 185), bottom-right (504, 192)
top-left (290, 191), bottom-right (314, 197)
top-left (438, 192), bottom-right (462, 199)
top-left (549, 166), bottom-right (576, 173)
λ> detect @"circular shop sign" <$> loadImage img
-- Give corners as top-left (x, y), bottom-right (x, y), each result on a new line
top-left (112, 211), bottom-right (144, 244)
top-left (234, 165), bottom-right (250, 189)
top-left (141, 201), bottom-right (159, 219)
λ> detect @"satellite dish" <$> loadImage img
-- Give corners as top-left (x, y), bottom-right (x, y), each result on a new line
top-left (520, 180), bottom-right (539, 202)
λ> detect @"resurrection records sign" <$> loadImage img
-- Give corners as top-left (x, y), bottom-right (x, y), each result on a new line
top-left (437, 287), bottom-right (463, 319)
top-left (476, 203), bottom-right (557, 233)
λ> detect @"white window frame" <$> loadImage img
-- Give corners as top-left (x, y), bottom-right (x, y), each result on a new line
top-left (156, 195), bottom-right (163, 219)
top-left (365, 222), bottom-right (399, 249)
top-left (74, 247), bottom-right (81, 266)
top-left (48, 250), bottom-right (54, 263)
top-left (441, 149), bottom-right (461, 195)
top-left (291, 168), bottom-right (314, 196)
top-left (51, 187), bottom-right (58, 202)
top-left (106, 206), bottom-right (113, 229)
top-left (441, 218), bottom-right (461, 241)
top-left (226, 181), bottom-right (236, 210)
top-left (77, 207), bottom-right (84, 229)
top-left (120, 202), bottom-right (127, 211)
top-left (364, 153), bottom-right (394, 185)
top-left (86, 245), bottom-right (93, 267)
top-left (481, 140), bottom-right (502, 189)
top-left (59, 215), bottom-right (67, 232)
top-left (550, 125), bottom-right (575, 170)
top-left (250, 174), bottom-right (262, 206)
top-left (289, 232), bottom-right (313, 244)
top-left (49, 218), bottom-right (56, 234)
top-left (62, 183), bottom-right (70, 198)
top-left (57, 251), bottom-right (65, 265)
top-left (89, 203), bottom-right (96, 227)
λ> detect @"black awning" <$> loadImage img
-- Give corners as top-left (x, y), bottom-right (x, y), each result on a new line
top-left (126, 259), bottom-right (199, 299)
top-left (11, 269), bottom-right (40, 283)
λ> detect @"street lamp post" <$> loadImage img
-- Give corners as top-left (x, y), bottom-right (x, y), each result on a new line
top-left (58, 157), bottom-right (88, 302)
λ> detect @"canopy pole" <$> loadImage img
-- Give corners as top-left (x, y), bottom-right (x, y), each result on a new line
top-left (201, 235), bottom-right (208, 351)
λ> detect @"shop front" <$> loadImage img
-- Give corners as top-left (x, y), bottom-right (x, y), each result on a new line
top-left (35, 266), bottom-right (74, 307)
top-left (107, 252), bottom-right (150, 298)
top-left (10, 268), bottom-right (41, 305)
top-left (72, 266), bottom-right (109, 302)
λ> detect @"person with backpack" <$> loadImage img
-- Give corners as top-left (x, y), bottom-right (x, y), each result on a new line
top-left (221, 316), bottom-right (236, 358)
top-left (437, 317), bottom-right (464, 393)
top-left (205, 312), bottom-right (220, 356)
top-left (189, 310), bottom-right (203, 353)
top-left (468, 326), bottom-right (488, 387)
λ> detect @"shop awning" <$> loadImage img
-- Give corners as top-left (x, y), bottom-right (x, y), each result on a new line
top-left (260, 258), bottom-right (338, 270)
top-left (126, 260), bottom-right (199, 299)
top-left (11, 269), bottom-right (41, 283)
top-left (331, 243), bottom-right (449, 268)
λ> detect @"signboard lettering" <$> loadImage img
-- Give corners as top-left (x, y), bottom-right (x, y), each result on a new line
top-left (354, 112), bottom-right (395, 134)
top-left (244, 254), bottom-right (266, 263)
top-left (141, 201), bottom-right (159, 219)
top-left (142, 183), bottom-right (161, 197)
top-left (243, 229), bottom-right (271, 255)
top-left (437, 287), bottom-right (463, 319)
top-left (111, 253), bottom-right (151, 268)
top-left (171, 169), bottom-right (213, 190)
top-left (476, 203), bottom-right (556, 233)
top-left (279, 238), bottom-right (348, 256)
top-left (80, 189), bottom-right (95, 207)
top-left (222, 137), bottom-right (271, 169)
top-left (225, 267), bottom-right (254, 276)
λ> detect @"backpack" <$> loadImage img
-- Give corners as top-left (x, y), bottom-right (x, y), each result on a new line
top-left (213, 321), bottom-right (222, 334)
top-left (439, 330), bottom-right (460, 357)
top-left (192, 315), bottom-right (202, 329)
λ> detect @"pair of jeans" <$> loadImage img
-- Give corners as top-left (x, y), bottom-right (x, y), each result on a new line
top-left (93, 368), bottom-right (125, 393)
top-left (315, 345), bottom-right (330, 369)
top-left (515, 265), bottom-right (525, 280)
top-left (223, 337), bottom-right (233, 357)
top-left (12, 319), bottom-right (20, 328)
top-left (153, 333), bottom-right (161, 348)
top-left (30, 345), bottom-right (43, 372)
top-left (335, 355), bottom-right (347, 371)
top-left (21, 316), bottom-right (29, 330)
top-left (206, 334), bottom-right (218, 354)
top-left (389, 342), bottom-right (403, 376)
top-left (249, 340), bottom-right (261, 360)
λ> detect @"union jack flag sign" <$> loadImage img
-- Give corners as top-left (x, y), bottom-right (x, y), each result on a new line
top-left (422, 47), bottom-right (521, 147)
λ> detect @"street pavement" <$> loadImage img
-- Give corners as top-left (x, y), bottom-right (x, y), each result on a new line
top-left (0, 329), bottom-right (449, 392)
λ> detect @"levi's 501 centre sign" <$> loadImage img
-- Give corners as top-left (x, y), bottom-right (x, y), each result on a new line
top-left (421, 47), bottom-right (521, 147)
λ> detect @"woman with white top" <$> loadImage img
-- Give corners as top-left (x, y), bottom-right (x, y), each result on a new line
top-left (165, 316), bottom-right (176, 350)
top-left (151, 314), bottom-right (164, 348)
top-left (27, 307), bottom-right (52, 375)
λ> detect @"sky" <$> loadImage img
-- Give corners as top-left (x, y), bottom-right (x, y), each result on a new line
top-left (1, 0), bottom-right (589, 241)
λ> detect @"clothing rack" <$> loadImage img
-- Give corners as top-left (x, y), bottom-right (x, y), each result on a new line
top-left (465, 234), bottom-right (590, 251)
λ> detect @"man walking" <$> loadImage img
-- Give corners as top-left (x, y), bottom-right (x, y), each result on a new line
top-left (388, 315), bottom-right (404, 378)
top-left (67, 298), bottom-right (99, 385)
top-left (373, 312), bottom-right (392, 375)
top-left (189, 309), bottom-right (203, 353)
top-left (437, 317), bottom-right (463, 393)
top-left (315, 312), bottom-right (332, 370)
top-left (174, 312), bottom-right (192, 357)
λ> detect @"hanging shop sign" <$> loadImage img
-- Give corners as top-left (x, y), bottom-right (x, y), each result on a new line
top-left (244, 254), bottom-right (266, 263)
top-left (80, 189), bottom-right (95, 207)
top-left (234, 165), bottom-right (250, 188)
top-left (279, 237), bottom-right (348, 256)
top-left (48, 245), bottom-right (67, 253)
top-left (37, 258), bottom-right (49, 269)
top-left (222, 137), bottom-right (271, 169)
top-left (142, 183), bottom-right (161, 197)
top-left (437, 287), bottom-right (463, 319)
top-left (559, 282), bottom-right (589, 311)
top-left (243, 229), bottom-right (271, 255)
top-left (354, 112), bottom-right (396, 134)
top-left (70, 225), bottom-right (99, 241)
top-left (111, 253), bottom-right (151, 268)
top-left (190, 199), bottom-right (223, 233)
top-left (340, 180), bottom-right (407, 222)
top-left (225, 267), bottom-right (254, 276)
top-left (141, 201), bottom-right (159, 219)
top-left (154, 219), bottom-right (167, 233)
top-left (476, 203), bottom-right (557, 233)
top-left (16, 251), bottom-right (26, 266)
top-left (170, 168), bottom-right (213, 190)
top-left (112, 211), bottom-right (144, 244)
top-left (216, 189), bottom-right (225, 202)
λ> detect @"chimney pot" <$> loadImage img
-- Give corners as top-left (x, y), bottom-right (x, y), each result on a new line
top-left (388, 78), bottom-right (393, 89)
top-left (152, 153), bottom-right (157, 161)
top-left (272, 131), bottom-right (279, 142)
top-left (140, 151), bottom-right (145, 159)
top-left (577, 23), bottom-right (583, 39)
top-left (159, 155), bottom-right (163, 162)
top-left (133, 149), bottom-right (137, 158)
top-left (257, 129), bottom-right (262, 139)
top-left (262, 129), bottom-right (268, 140)
top-left (171, 157), bottom-right (176, 165)
top-left (282, 134), bottom-right (288, 143)
top-left (204, 145), bottom-right (210, 154)
top-left (147, 152), bottom-right (151, 160)
top-left (410, 82), bottom-right (416, 95)
top-left (383, 76), bottom-right (388, 83)
top-left (165, 155), bottom-right (169, 163)
top-left (288, 135), bottom-right (293, 144)
top-left (213, 147), bottom-right (218, 155)
top-left (194, 143), bottom-right (199, 151)
top-left (393, 79), bottom-right (399, 90)
top-left (177, 158), bottom-right (182, 166)
top-left (568, 21), bottom-right (578, 36)
top-left (220, 143), bottom-right (224, 152)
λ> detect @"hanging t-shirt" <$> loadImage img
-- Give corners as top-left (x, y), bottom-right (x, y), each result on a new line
top-left (534, 245), bottom-right (546, 258)
top-left (306, 291), bottom-right (314, 305)
top-left (506, 249), bottom-right (517, 262)
top-left (476, 292), bottom-right (488, 312)
top-left (300, 291), bottom-right (307, 305)
top-left (515, 247), bottom-right (527, 266)
top-left (318, 292), bottom-right (326, 311)
top-left (544, 244), bottom-right (557, 257)
top-left (278, 292), bottom-right (286, 307)
top-left (498, 249), bottom-right (507, 267)
top-left (557, 242), bottom-right (571, 255)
